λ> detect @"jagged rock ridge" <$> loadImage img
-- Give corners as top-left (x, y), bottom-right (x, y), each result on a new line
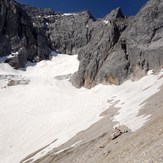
top-left (0, 0), bottom-right (162, 87)
top-left (72, 0), bottom-right (163, 88)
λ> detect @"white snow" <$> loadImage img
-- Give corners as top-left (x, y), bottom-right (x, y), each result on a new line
top-left (44, 15), bottom-right (54, 18)
top-left (11, 51), bottom-right (19, 56)
top-left (0, 52), bottom-right (18, 63)
top-left (36, 15), bottom-right (41, 18)
top-left (63, 13), bottom-right (78, 16)
top-left (103, 20), bottom-right (110, 25)
top-left (0, 54), bottom-right (163, 163)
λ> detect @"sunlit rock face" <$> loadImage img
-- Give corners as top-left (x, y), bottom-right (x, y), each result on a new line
top-left (72, 0), bottom-right (163, 88)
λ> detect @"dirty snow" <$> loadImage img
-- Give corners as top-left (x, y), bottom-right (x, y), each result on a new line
top-left (55, 140), bottom-right (83, 155)
top-left (0, 54), bottom-right (162, 163)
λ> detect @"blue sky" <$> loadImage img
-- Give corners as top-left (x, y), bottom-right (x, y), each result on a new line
top-left (17, 0), bottom-right (149, 18)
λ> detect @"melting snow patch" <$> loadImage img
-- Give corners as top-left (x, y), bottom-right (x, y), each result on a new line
top-left (103, 20), bottom-right (110, 25)
top-left (0, 52), bottom-right (18, 63)
top-left (113, 70), bottom-right (163, 132)
top-left (44, 15), bottom-right (55, 18)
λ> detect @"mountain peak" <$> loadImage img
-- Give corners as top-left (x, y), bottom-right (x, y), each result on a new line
top-left (105, 7), bottom-right (124, 20)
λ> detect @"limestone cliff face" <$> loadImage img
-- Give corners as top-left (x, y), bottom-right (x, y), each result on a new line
top-left (22, 5), bottom-right (95, 55)
top-left (0, 0), bottom-right (50, 68)
top-left (72, 8), bottom-right (129, 88)
top-left (72, 0), bottom-right (163, 88)
top-left (119, 0), bottom-right (163, 79)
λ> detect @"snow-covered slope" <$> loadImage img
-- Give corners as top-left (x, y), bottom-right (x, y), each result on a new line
top-left (0, 54), bottom-right (162, 163)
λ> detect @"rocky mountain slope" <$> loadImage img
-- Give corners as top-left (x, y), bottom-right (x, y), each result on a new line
top-left (0, 1), bottom-right (163, 162)
top-left (22, 5), bottom-right (130, 88)
top-left (22, 86), bottom-right (163, 163)
top-left (22, 0), bottom-right (163, 88)
top-left (1, 51), bottom-right (162, 163)
top-left (0, 0), bottom-right (162, 87)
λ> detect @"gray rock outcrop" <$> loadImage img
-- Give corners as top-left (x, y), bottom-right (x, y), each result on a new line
top-left (72, 8), bottom-right (130, 88)
top-left (0, 0), bottom-right (50, 68)
top-left (22, 5), bottom-right (95, 55)
top-left (72, 0), bottom-right (163, 88)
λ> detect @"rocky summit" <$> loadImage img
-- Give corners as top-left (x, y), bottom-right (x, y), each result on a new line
top-left (0, 0), bottom-right (163, 87)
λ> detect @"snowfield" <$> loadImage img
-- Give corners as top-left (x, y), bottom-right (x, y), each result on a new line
top-left (0, 54), bottom-right (163, 163)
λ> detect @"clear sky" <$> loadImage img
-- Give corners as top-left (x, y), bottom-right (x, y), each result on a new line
top-left (16, 0), bottom-right (149, 18)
